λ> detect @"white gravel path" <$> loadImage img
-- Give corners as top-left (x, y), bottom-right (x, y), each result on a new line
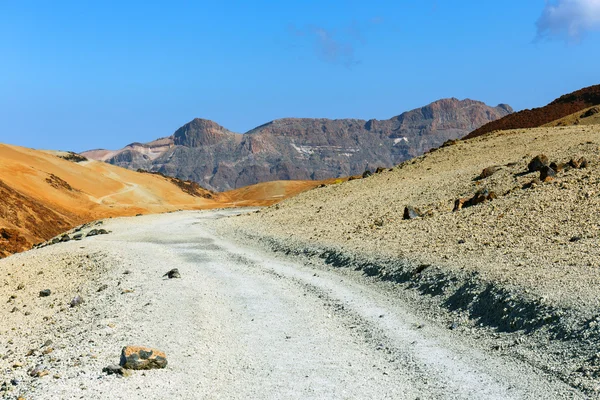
top-left (0, 211), bottom-right (585, 399)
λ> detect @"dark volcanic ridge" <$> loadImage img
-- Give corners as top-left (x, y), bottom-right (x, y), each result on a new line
top-left (82, 98), bottom-right (512, 191)
top-left (465, 84), bottom-right (600, 139)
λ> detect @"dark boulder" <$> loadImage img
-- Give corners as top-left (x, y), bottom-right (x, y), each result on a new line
top-left (528, 155), bottom-right (549, 173)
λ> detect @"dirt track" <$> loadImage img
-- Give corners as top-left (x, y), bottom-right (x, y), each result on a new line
top-left (0, 211), bottom-right (585, 399)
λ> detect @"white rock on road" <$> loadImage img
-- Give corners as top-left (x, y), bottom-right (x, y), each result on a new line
top-left (1, 210), bottom-right (585, 399)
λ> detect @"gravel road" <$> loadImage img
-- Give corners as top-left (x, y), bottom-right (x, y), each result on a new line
top-left (1, 210), bottom-right (585, 399)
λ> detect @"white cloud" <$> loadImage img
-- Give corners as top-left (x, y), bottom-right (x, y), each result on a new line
top-left (536, 0), bottom-right (600, 41)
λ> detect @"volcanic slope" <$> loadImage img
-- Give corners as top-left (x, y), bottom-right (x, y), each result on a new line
top-left (0, 144), bottom-right (328, 257)
top-left (465, 84), bottom-right (600, 139)
top-left (82, 98), bottom-right (512, 191)
top-left (222, 124), bottom-right (600, 393)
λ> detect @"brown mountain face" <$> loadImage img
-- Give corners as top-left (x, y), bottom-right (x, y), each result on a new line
top-left (465, 84), bottom-right (600, 139)
top-left (82, 98), bottom-right (512, 191)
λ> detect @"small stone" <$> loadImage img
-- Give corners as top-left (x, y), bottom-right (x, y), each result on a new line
top-left (41, 340), bottom-right (53, 348)
top-left (42, 347), bottom-right (53, 355)
top-left (86, 229), bottom-right (99, 237)
top-left (102, 365), bottom-right (125, 376)
top-left (362, 170), bottom-right (372, 178)
top-left (28, 365), bottom-right (49, 378)
top-left (97, 284), bottom-right (108, 292)
top-left (73, 233), bottom-right (83, 241)
top-left (39, 289), bottom-right (51, 297)
top-left (570, 236), bottom-right (582, 243)
top-left (539, 166), bottom-right (556, 181)
top-left (375, 167), bottom-right (386, 174)
top-left (16, 284), bottom-right (24, 290)
top-left (479, 166), bottom-right (499, 179)
top-left (120, 346), bottom-right (167, 370)
top-left (60, 235), bottom-right (71, 243)
top-left (69, 295), bottom-right (83, 308)
top-left (163, 269), bottom-right (181, 279)
top-left (528, 154), bottom-right (549, 172)
top-left (403, 206), bottom-right (423, 220)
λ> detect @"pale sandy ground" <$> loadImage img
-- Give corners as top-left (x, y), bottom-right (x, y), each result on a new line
top-left (222, 125), bottom-right (600, 394)
top-left (0, 211), bottom-right (586, 399)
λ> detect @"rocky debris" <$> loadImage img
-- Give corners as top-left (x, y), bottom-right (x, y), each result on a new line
top-left (539, 166), bottom-right (556, 182)
top-left (528, 155), bottom-right (549, 173)
top-left (69, 295), bottom-right (83, 308)
top-left (72, 233), bottom-right (83, 241)
top-left (102, 364), bottom-right (130, 377)
top-left (478, 166), bottom-right (499, 180)
top-left (362, 170), bottom-right (373, 178)
top-left (375, 167), bottom-right (386, 174)
top-left (28, 364), bottom-right (49, 378)
top-left (59, 234), bottom-right (71, 242)
top-left (163, 268), bottom-right (181, 279)
top-left (569, 157), bottom-right (589, 169)
top-left (120, 346), bottom-right (167, 370)
top-left (87, 228), bottom-right (109, 237)
top-left (97, 284), bottom-right (109, 292)
top-left (453, 189), bottom-right (497, 211)
top-left (403, 206), bottom-right (423, 220)
top-left (39, 289), bottom-right (51, 297)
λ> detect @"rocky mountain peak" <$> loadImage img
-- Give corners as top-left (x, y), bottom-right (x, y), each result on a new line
top-left (172, 118), bottom-right (239, 147)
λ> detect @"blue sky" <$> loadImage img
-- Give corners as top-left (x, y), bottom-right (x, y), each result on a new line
top-left (1, 0), bottom-right (599, 151)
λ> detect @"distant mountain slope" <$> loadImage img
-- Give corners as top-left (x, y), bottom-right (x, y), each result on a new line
top-left (82, 98), bottom-right (512, 191)
top-left (0, 144), bottom-right (341, 257)
top-left (464, 84), bottom-right (600, 139)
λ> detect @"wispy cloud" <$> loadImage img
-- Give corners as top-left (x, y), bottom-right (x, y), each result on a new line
top-left (289, 19), bottom-right (381, 67)
top-left (536, 0), bottom-right (600, 42)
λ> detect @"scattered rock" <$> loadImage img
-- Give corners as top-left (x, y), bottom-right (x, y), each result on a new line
top-left (454, 189), bottom-right (497, 211)
top-left (87, 229), bottom-right (100, 237)
top-left (403, 206), bottom-right (423, 220)
top-left (479, 166), bottom-right (499, 179)
top-left (28, 365), bottom-right (49, 378)
top-left (41, 340), bottom-right (53, 348)
top-left (97, 284), bottom-right (109, 292)
top-left (375, 167), bottom-right (386, 174)
top-left (59, 235), bottom-right (70, 243)
top-left (570, 236), bottom-right (582, 243)
top-left (102, 364), bottom-right (129, 377)
top-left (528, 154), bottom-right (549, 172)
top-left (73, 233), bottom-right (83, 241)
top-left (163, 268), bottom-right (181, 279)
top-left (16, 283), bottom-right (24, 290)
top-left (69, 295), bottom-right (83, 308)
top-left (120, 346), bottom-right (167, 370)
top-left (362, 170), bottom-right (372, 178)
top-left (539, 166), bottom-right (556, 181)
top-left (42, 347), bottom-right (53, 355)
top-left (39, 289), bottom-right (51, 297)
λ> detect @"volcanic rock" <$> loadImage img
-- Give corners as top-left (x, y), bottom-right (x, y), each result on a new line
top-left (528, 155), bottom-right (549, 173)
top-left (120, 346), bottom-right (167, 370)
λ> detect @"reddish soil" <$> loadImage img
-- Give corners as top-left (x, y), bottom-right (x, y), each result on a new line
top-left (465, 84), bottom-right (600, 139)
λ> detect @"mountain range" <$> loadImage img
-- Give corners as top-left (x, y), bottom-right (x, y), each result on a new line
top-left (82, 98), bottom-right (512, 191)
